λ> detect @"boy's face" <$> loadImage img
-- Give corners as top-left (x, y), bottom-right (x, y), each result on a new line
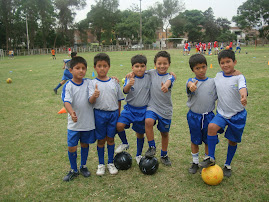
top-left (192, 63), bottom-right (207, 80)
top-left (69, 63), bottom-right (87, 80)
top-left (94, 60), bottom-right (110, 78)
top-left (219, 57), bottom-right (237, 76)
top-left (155, 57), bottom-right (170, 75)
top-left (132, 63), bottom-right (146, 77)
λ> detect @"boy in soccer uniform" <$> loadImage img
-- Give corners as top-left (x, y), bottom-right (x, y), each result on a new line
top-left (89, 53), bottom-right (125, 176)
top-left (199, 50), bottom-right (248, 177)
top-left (229, 41), bottom-right (233, 50)
top-left (54, 52), bottom-right (77, 94)
top-left (51, 48), bottom-right (56, 60)
top-left (186, 54), bottom-right (218, 174)
top-left (61, 56), bottom-right (96, 181)
top-left (144, 51), bottom-right (175, 166)
top-left (214, 41), bottom-right (219, 55)
top-left (207, 42), bottom-right (212, 55)
top-left (235, 40), bottom-right (241, 53)
top-left (115, 55), bottom-right (151, 165)
top-left (184, 42), bottom-right (188, 56)
top-left (220, 42), bottom-right (224, 50)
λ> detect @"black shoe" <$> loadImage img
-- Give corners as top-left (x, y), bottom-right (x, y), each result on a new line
top-left (160, 155), bottom-right (171, 166)
top-left (63, 170), bottom-right (79, 181)
top-left (189, 163), bottom-right (199, 174)
top-left (80, 165), bottom-right (91, 177)
top-left (53, 88), bottom-right (57, 94)
top-left (223, 165), bottom-right (232, 177)
top-left (199, 156), bottom-right (215, 168)
top-left (145, 146), bottom-right (156, 158)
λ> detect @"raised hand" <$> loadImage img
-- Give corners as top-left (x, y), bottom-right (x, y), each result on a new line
top-left (189, 80), bottom-right (198, 92)
top-left (161, 82), bottom-right (169, 93)
top-left (93, 84), bottom-right (100, 98)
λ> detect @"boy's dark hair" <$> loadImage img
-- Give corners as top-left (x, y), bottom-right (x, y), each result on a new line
top-left (131, 54), bottom-right (147, 66)
top-left (189, 54), bottom-right (207, 70)
top-left (71, 52), bottom-right (77, 58)
top-left (218, 49), bottom-right (236, 64)
top-left (70, 56), bottom-right (87, 69)
top-left (94, 53), bottom-right (110, 66)
top-left (154, 51), bottom-right (171, 64)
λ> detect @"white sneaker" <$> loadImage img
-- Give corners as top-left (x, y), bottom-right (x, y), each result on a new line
top-left (115, 144), bottom-right (129, 153)
top-left (96, 164), bottom-right (105, 176)
top-left (135, 155), bottom-right (143, 165)
top-left (107, 163), bottom-right (118, 175)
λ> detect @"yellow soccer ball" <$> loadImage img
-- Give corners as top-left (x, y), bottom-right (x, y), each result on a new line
top-left (201, 164), bottom-right (223, 186)
top-left (122, 78), bottom-right (125, 84)
top-left (6, 78), bottom-right (12, 83)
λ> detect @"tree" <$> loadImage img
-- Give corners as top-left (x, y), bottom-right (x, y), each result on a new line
top-left (202, 7), bottom-right (220, 41)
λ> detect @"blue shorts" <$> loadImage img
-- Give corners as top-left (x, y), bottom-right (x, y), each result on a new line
top-left (62, 69), bottom-right (73, 81)
top-left (145, 110), bottom-right (171, 133)
top-left (94, 109), bottom-right (118, 140)
top-left (117, 104), bottom-right (146, 134)
top-left (210, 109), bottom-right (247, 143)
top-left (187, 110), bottom-right (215, 145)
top-left (67, 130), bottom-right (96, 147)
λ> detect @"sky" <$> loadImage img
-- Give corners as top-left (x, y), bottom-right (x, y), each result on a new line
top-left (75, 0), bottom-right (247, 25)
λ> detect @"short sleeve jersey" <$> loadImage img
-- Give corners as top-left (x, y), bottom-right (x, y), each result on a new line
top-left (62, 79), bottom-right (95, 131)
top-left (89, 78), bottom-right (125, 111)
top-left (214, 72), bottom-right (247, 119)
top-left (186, 77), bottom-right (217, 114)
top-left (123, 73), bottom-right (151, 107)
top-left (147, 69), bottom-right (175, 119)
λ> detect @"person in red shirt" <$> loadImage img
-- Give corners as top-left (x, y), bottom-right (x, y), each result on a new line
top-left (229, 41), bottom-right (233, 50)
top-left (214, 41), bottom-right (219, 55)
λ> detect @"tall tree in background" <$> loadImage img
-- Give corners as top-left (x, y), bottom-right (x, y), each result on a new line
top-left (203, 7), bottom-right (219, 41)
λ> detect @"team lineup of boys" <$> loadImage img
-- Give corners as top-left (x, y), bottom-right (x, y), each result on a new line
top-left (60, 49), bottom-right (247, 182)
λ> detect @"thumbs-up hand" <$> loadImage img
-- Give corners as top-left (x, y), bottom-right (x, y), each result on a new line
top-left (189, 80), bottom-right (198, 92)
top-left (161, 82), bottom-right (169, 93)
top-left (241, 94), bottom-right (247, 106)
top-left (129, 77), bottom-right (135, 86)
top-left (93, 84), bottom-right (100, 98)
top-left (71, 111), bottom-right (78, 122)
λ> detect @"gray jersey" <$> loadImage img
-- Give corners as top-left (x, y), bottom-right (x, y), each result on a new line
top-left (186, 77), bottom-right (217, 114)
top-left (124, 73), bottom-right (151, 107)
top-left (89, 78), bottom-right (125, 111)
top-left (215, 72), bottom-right (247, 119)
top-left (147, 69), bottom-right (174, 119)
top-left (62, 79), bottom-right (95, 131)
top-left (63, 59), bottom-right (71, 70)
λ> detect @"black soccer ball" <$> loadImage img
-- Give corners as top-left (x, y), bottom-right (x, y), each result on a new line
top-left (114, 151), bottom-right (132, 170)
top-left (139, 156), bottom-right (159, 175)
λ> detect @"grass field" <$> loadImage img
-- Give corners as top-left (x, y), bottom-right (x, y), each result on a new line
top-left (0, 46), bottom-right (269, 201)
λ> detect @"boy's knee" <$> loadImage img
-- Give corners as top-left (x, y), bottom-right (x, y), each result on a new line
top-left (136, 133), bottom-right (144, 139)
top-left (106, 137), bottom-right (114, 145)
top-left (117, 122), bottom-right (125, 132)
top-left (97, 139), bottom-right (106, 147)
top-left (80, 143), bottom-right (89, 148)
top-left (228, 140), bottom-right (237, 146)
top-left (68, 146), bottom-right (77, 152)
top-left (208, 123), bottom-right (220, 135)
top-left (145, 118), bottom-right (154, 127)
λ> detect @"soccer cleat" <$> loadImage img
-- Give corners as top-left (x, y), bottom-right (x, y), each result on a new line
top-left (189, 163), bottom-right (199, 174)
top-left (223, 165), bottom-right (232, 177)
top-left (53, 88), bottom-right (57, 94)
top-left (135, 155), bottom-right (143, 165)
top-left (199, 156), bottom-right (215, 168)
top-left (107, 163), bottom-right (118, 175)
top-left (160, 155), bottom-right (172, 166)
top-left (145, 146), bottom-right (156, 158)
top-left (80, 165), bottom-right (91, 177)
top-left (96, 164), bottom-right (106, 176)
top-left (63, 170), bottom-right (79, 182)
top-left (115, 144), bottom-right (129, 154)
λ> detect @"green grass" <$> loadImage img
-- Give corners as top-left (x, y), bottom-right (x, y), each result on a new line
top-left (0, 46), bottom-right (269, 201)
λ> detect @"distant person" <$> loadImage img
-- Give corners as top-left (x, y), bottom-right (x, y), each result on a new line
top-left (188, 42), bottom-right (191, 55)
top-left (214, 41), bottom-right (219, 55)
top-left (51, 48), bottom-right (56, 60)
top-left (61, 56), bottom-right (96, 181)
top-left (229, 41), bottom-right (233, 50)
top-left (220, 42), bottom-right (224, 51)
top-left (68, 47), bottom-right (71, 57)
top-left (207, 42), bottom-right (212, 55)
top-left (235, 40), bottom-right (241, 53)
top-left (9, 50), bottom-right (14, 59)
top-left (54, 52), bottom-right (77, 94)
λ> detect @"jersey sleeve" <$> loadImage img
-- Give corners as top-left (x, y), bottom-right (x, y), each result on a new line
top-left (116, 82), bottom-right (125, 101)
top-left (62, 83), bottom-right (72, 104)
top-left (238, 75), bottom-right (247, 90)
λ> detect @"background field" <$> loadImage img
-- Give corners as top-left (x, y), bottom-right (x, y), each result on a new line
top-left (0, 46), bottom-right (268, 201)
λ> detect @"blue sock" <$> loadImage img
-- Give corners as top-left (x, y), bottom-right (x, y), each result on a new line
top-left (107, 144), bottom-right (115, 164)
top-left (68, 151), bottom-right (77, 172)
top-left (80, 146), bottom-right (89, 167)
top-left (225, 144), bottom-right (237, 166)
top-left (55, 83), bottom-right (62, 90)
top-left (97, 146), bottom-right (105, 165)
top-left (161, 150), bottom-right (167, 157)
top-left (136, 137), bottom-right (144, 156)
top-left (148, 140), bottom-right (156, 148)
top-left (118, 131), bottom-right (128, 144)
top-left (207, 135), bottom-right (218, 160)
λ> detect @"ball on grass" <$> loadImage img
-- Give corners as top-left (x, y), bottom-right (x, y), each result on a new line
top-left (201, 164), bottom-right (223, 186)
top-left (6, 78), bottom-right (12, 83)
top-left (114, 151), bottom-right (132, 170)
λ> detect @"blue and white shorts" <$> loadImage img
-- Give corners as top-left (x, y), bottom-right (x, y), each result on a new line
top-left (67, 130), bottom-right (96, 147)
top-left (145, 110), bottom-right (171, 133)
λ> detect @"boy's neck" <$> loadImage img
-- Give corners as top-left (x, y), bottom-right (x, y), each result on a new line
top-left (97, 75), bottom-right (109, 81)
top-left (72, 78), bottom-right (83, 84)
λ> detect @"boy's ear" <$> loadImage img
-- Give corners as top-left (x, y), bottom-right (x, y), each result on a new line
top-left (234, 60), bottom-right (237, 65)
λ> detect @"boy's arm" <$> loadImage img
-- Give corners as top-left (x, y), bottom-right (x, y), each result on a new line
top-left (161, 80), bottom-right (171, 93)
top-left (169, 72), bottom-right (177, 80)
top-left (239, 88), bottom-right (247, 106)
top-left (123, 77), bottom-right (135, 94)
top-left (64, 102), bottom-right (77, 122)
top-left (89, 84), bottom-right (100, 104)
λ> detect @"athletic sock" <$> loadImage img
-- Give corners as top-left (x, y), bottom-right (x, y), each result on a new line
top-left (191, 152), bottom-right (199, 164)
top-left (107, 144), bottom-right (115, 164)
top-left (97, 146), bottom-right (105, 165)
top-left (161, 150), bottom-right (167, 157)
top-left (80, 146), bottom-right (89, 167)
top-left (148, 140), bottom-right (156, 148)
top-left (55, 83), bottom-right (62, 90)
top-left (68, 151), bottom-right (78, 172)
top-left (118, 131), bottom-right (128, 144)
top-left (207, 135), bottom-right (218, 160)
top-left (136, 137), bottom-right (144, 156)
top-left (225, 144), bottom-right (237, 166)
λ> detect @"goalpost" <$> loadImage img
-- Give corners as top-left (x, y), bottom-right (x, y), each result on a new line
top-left (0, 49), bottom-right (4, 60)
